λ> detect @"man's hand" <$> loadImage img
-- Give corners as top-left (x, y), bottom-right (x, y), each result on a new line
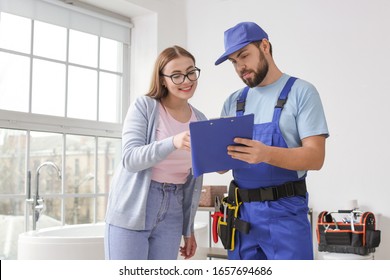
top-left (227, 138), bottom-right (268, 164)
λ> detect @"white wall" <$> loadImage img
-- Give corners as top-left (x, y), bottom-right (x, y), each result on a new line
top-left (186, 0), bottom-right (390, 259)
top-left (129, 13), bottom-right (158, 104)
top-left (125, 0), bottom-right (187, 104)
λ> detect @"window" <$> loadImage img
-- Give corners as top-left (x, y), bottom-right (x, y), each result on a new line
top-left (0, 0), bottom-right (131, 260)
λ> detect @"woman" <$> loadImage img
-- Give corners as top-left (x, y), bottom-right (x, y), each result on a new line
top-left (104, 46), bottom-right (207, 260)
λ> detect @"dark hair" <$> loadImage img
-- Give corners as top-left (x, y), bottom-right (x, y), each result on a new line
top-left (252, 40), bottom-right (273, 56)
top-left (146, 45), bottom-right (196, 99)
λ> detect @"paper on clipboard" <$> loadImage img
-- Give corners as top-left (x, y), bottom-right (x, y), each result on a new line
top-left (189, 114), bottom-right (254, 177)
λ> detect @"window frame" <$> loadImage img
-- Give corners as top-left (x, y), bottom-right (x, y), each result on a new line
top-left (0, 5), bottom-right (130, 224)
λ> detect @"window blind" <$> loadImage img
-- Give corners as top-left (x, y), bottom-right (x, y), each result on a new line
top-left (0, 0), bottom-right (132, 44)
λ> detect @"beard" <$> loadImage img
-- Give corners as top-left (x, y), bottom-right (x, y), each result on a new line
top-left (240, 51), bottom-right (269, 88)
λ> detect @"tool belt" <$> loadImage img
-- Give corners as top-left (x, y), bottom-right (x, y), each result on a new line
top-left (212, 180), bottom-right (307, 250)
top-left (236, 179), bottom-right (307, 202)
top-left (211, 181), bottom-right (250, 250)
top-left (316, 210), bottom-right (381, 255)
top-left (219, 190), bottom-right (250, 250)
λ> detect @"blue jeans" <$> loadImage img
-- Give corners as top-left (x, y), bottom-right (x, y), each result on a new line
top-left (105, 181), bottom-right (184, 260)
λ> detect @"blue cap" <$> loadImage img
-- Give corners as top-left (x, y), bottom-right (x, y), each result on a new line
top-left (215, 22), bottom-right (269, 65)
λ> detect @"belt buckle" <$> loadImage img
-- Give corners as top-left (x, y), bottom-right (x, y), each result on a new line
top-left (284, 182), bottom-right (295, 197)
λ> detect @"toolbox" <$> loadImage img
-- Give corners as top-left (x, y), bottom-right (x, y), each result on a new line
top-left (316, 210), bottom-right (381, 255)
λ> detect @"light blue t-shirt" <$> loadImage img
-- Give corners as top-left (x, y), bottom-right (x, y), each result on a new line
top-left (221, 74), bottom-right (329, 177)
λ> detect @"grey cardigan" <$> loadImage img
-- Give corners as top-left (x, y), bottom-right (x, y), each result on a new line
top-left (105, 96), bottom-right (207, 237)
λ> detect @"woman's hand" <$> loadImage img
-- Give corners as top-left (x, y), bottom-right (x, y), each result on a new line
top-left (179, 233), bottom-right (197, 259)
top-left (173, 131), bottom-right (191, 151)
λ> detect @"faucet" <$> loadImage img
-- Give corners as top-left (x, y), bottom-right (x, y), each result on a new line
top-left (27, 162), bottom-right (62, 231)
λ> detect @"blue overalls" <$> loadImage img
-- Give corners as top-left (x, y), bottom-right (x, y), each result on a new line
top-left (228, 77), bottom-right (313, 260)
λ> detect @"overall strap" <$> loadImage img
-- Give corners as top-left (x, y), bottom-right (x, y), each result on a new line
top-left (236, 86), bottom-right (250, 116)
top-left (272, 77), bottom-right (298, 122)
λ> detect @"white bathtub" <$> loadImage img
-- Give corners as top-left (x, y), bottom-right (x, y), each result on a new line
top-left (17, 222), bottom-right (208, 260)
top-left (18, 223), bottom-right (105, 260)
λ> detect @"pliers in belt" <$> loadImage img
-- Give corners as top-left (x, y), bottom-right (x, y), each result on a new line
top-left (211, 196), bottom-right (224, 243)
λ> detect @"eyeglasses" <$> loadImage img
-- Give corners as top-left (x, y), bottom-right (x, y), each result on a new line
top-left (161, 67), bottom-right (201, 85)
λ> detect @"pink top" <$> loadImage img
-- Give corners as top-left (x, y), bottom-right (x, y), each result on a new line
top-left (151, 102), bottom-right (197, 184)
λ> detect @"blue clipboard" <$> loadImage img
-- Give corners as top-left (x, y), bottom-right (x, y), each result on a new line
top-left (189, 114), bottom-right (254, 177)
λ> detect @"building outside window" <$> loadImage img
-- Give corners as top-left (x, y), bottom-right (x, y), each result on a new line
top-left (0, 0), bottom-right (131, 259)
